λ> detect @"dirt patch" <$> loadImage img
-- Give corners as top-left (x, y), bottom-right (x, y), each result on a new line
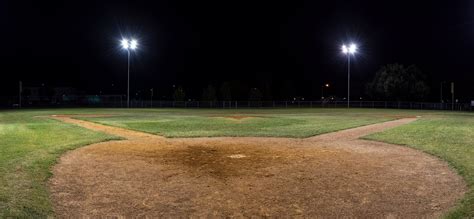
top-left (49, 116), bottom-right (467, 218)
top-left (210, 115), bottom-right (259, 120)
top-left (225, 115), bottom-right (255, 120)
top-left (52, 115), bottom-right (156, 139)
top-left (381, 114), bottom-right (420, 119)
top-left (52, 114), bottom-right (116, 118)
top-left (160, 145), bottom-right (286, 180)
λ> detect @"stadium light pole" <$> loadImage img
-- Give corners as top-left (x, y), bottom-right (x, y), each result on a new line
top-left (341, 43), bottom-right (357, 108)
top-left (321, 83), bottom-right (330, 100)
top-left (121, 38), bottom-right (138, 108)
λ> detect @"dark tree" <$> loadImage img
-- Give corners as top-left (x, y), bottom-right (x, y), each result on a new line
top-left (173, 86), bottom-right (186, 101)
top-left (262, 81), bottom-right (273, 100)
top-left (280, 80), bottom-right (295, 100)
top-left (202, 85), bottom-right (217, 101)
top-left (248, 88), bottom-right (263, 101)
top-left (219, 82), bottom-right (232, 101)
top-left (366, 64), bottom-right (430, 101)
top-left (230, 80), bottom-right (249, 100)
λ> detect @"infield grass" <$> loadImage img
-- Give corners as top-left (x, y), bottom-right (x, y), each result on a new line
top-left (79, 108), bottom-right (399, 138)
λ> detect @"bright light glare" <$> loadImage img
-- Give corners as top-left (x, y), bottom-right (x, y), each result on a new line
top-left (341, 43), bottom-right (357, 54)
top-left (130, 39), bottom-right (138, 50)
top-left (121, 39), bottom-right (129, 49)
top-left (349, 43), bottom-right (357, 54)
top-left (121, 38), bottom-right (138, 50)
top-left (341, 44), bottom-right (348, 54)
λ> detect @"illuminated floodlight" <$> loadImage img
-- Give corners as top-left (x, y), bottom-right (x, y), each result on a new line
top-left (121, 39), bottom-right (129, 49)
top-left (341, 42), bottom-right (359, 108)
top-left (130, 39), bottom-right (138, 50)
top-left (121, 38), bottom-right (138, 50)
top-left (349, 43), bottom-right (357, 54)
top-left (341, 44), bottom-right (348, 54)
top-left (342, 43), bottom-right (357, 54)
top-left (119, 37), bottom-right (140, 108)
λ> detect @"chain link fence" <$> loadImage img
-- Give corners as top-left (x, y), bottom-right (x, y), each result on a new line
top-left (1, 95), bottom-right (472, 111)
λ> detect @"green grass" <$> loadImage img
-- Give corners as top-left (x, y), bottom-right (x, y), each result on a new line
top-left (80, 108), bottom-right (399, 138)
top-left (0, 108), bottom-right (473, 217)
top-left (0, 110), bottom-right (119, 217)
top-left (365, 114), bottom-right (474, 218)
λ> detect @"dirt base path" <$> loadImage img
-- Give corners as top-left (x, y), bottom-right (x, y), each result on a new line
top-left (49, 116), bottom-right (466, 218)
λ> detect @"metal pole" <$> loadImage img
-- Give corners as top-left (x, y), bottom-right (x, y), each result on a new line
top-left (150, 88), bottom-right (153, 108)
top-left (321, 86), bottom-right (324, 100)
top-left (451, 82), bottom-right (454, 111)
top-left (127, 49), bottom-right (130, 108)
top-left (347, 54), bottom-right (350, 108)
top-left (19, 81), bottom-right (22, 108)
top-left (440, 82), bottom-right (444, 103)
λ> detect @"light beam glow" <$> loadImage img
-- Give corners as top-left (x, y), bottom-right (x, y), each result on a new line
top-left (341, 44), bottom-right (348, 54)
top-left (130, 39), bottom-right (138, 50)
top-left (341, 43), bottom-right (357, 55)
top-left (349, 43), bottom-right (357, 54)
top-left (121, 39), bottom-right (129, 49)
top-left (121, 38), bottom-right (138, 50)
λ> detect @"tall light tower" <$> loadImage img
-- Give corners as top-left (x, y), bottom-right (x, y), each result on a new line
top-left (321, 83), bottom-right (330, 100)
top-left (121, 38), bottom-right (138, 108)
top-left (341, 43), bottom-right (357, 108)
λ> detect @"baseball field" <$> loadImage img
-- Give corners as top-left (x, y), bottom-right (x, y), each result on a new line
top-left (0, 108), bottom-right (473, 218)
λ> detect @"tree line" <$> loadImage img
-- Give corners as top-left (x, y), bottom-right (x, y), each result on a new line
top-left (366, 63), bottom-right (430, 101)
top-left (172, 63), bottom-right (431, 101)
top-left (173, 83), bottom-right (265, 101)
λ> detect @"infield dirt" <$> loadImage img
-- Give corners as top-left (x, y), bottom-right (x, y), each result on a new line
top-left (49, 115), bottom-right (466, 218)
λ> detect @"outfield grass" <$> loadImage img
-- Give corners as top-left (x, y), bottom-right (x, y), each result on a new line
top-left (0, 108), bottom-right (472, 217)
top-left (366, 114), bottom-right (474, 218)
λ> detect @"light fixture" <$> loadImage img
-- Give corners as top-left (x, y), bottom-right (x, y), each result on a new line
top-left (119, 38), bottom-right (139, 108)
top-left (342, 43), bottom-right (357, 54)
top-left (121, 38), bottom-right (138, 50)
top-left (341, 42), bottom-right (358, 108)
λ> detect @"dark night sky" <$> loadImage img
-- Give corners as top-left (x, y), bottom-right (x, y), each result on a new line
top-left (1, 0), bottom-right (474, 100)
